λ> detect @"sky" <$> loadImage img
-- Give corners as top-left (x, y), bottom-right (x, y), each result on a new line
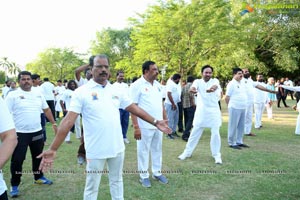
top-left (0, 0), bottom-right (155, 68)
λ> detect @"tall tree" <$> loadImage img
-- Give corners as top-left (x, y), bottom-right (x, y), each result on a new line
top-left (26, 48), bottom-right (84, 81)
top-left (0, 57), bottom-right (21, 80)
top-left (90, 28), bottom-right (134, 81)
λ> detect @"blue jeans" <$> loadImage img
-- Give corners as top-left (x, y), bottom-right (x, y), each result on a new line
top-left (119, 109), bottom-right (129, 139)
top-left (164, 103), bottom-right (179, 133)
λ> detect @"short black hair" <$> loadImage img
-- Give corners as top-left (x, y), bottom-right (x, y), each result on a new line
top-left (44, 77), bottom-right (49, 81)
top-left (116, 70), bottom-right (124, 76)
top-left (172, 73), bottom-right (181, 80)
top-left (57, 80), bottom-right (62, 83)
top-left (142, 61), bottom-right (156, 74)
top-left (67, 80), bottom-right (78, 89)
top-left (31, 74), bottom-right (40, 80)
top-left (201, 65), bottom-right (214, 73)
top-left (89, 55), bottom-right (95, 67)
top-left (18, 71), bottom-right (32, 81)
top-left (187, 75), bottom-right (195, 83)
top-left (232, 67), bottom-right (242, 75)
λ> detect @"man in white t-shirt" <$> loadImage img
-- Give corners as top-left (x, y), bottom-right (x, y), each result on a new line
top-left (5, 71), bottom-right (57, 198)
top-left (75, 55), bottom-right (94, 87)
top-left (130, 61), bottom-right (169, 188)
top-left (165, 74), bottom-right (182, 139)
top-left (54, 80), bottom-right (66, 119)
top-left (1, 80), bottom-right (11, 99)
top-left (32, 74), bottom-right (48, 144)
top-left (225, 68), bottom-right (249, 150)
top-left (113, 71), bottom-right (130, 144)
top-left (242, 69), bottom-right (276, 136)
top-left (38, 54), bottom-right (171, 200)
top-left (40, 77), bottom-right (56, 121)
top-left (253, 74), bottom-right (268, 129)
top-left (60, 80), bottom-right (81, 142)
top-left (0, 98), bottom-right (17, 200)
top-left (284, 77), bottom-right (294, 100)
top-left (178, 65), bottom-right (222, 164)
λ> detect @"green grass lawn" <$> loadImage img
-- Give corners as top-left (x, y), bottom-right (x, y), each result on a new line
top-left (2, 99), bottom-right (300, 200)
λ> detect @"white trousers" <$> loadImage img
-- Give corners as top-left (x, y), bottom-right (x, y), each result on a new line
top-left (296, 114), bottom-right (300, 135)
top-left (183, 125), bottom-right (221, 159)
top-left (228, 108), bottom-right (245, 146)
top-left (64, 116), bottom-right (81, 141)
top-left (244, 103), bottom-right (253, 134)
top-left (84, 152), bottom-right (124, 200)
top-left (137, 129), bottom-right (163, 179)
top-left (75, 115), bottom-right (82, 138)
top-left (254, 103), bottom-right (265, 128)
top-left (265, 103), bottom-right (273, 119)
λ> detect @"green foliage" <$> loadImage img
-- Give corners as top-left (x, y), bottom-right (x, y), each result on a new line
top-left (0, 57), bottom-right (21, 80)
top-left (0, 71), bottom-right (5, 84)
top-left (90, 28), bottom-right (134, 81)
top-left (26, 48), bottom-right (84, 81)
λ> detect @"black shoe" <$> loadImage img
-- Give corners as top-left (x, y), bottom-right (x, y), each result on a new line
top-left (182, 137), bottom-right (189, 142)
top-left (229, 145), bottom-right (242, 150)
top-left (172, 132), bottom-right (180, 138)
top-left (166, 134), bottom-right (175, 140)
top-left (237, 143), bottom-right (250, 148)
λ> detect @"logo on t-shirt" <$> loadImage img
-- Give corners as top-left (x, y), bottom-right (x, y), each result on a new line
top-left (91, 92), bottom-right (98, 100)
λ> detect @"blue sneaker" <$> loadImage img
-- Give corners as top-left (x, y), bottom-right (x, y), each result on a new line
top-left (152, 174), bottom-right (168, 184)
top-left (139, 178), bottom-right (151, 188)
top-left (34, 176), bottom-right (53, 185)
top-left (10, 186), bottom-right (19, 198)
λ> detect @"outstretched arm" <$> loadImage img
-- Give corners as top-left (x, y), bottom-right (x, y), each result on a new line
top-left (37, 111), bottom-right (78, 172)
top-left (126, 104), bottom-right (172, 134)
top-left (280, 85), bottom-right (300, 92)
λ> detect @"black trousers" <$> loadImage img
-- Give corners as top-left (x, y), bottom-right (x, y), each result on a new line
top-left (46, 100), bottom-right (55, 122)
top-left (0, 191), bottom-right (8, 200)
top-left (10, 130), bottom-right (44, 186)
top-left (177, 102), bottom-right (184, 132)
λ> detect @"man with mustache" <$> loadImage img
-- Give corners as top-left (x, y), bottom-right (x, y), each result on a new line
top-left (113, 70), bottom-right (130, 144)
top-left (5, 71), bottom-right (57, 197)
top-left (38, 54), bottom-right (172, 200)
top-left (130, 61), bottom-right (169, 187)
top-left (178, 65), bottom-right (222, 164)
top-left (242, 69), bottom-right (276, 136)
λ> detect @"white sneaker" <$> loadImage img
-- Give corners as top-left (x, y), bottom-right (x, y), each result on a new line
top-left (178, 152), bottom-right (191, 160)
top-left (215, 157), bottom-right (222, 164)
top-left (123, 138), bottom-right (130, 144)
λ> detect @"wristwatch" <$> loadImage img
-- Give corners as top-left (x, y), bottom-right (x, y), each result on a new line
top-left (153, 119), bottom-right (158, 126)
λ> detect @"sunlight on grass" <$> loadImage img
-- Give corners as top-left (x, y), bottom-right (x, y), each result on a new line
top-left (2, 99), bottom-right (300, 200)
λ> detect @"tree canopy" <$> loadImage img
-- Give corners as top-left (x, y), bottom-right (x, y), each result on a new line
top-left (2, 0), bottom-right (300, 82)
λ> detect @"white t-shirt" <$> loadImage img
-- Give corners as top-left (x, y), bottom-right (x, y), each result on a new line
top-left (226, 79), bottom-right (248, 109)
top-left (5, 88), bottom-right (49, 133)
top-left (130, 76), bottom-right (163, 129)
top-left (60, 89), bottom-right (74, 110)
top-left (55, 85), bottom-right (66, 100)
top-left (165, 79), bottom-right (181, 105)
top-left (254, 82), bottom-right (268, 103)
top-left (40, 81), bottom-right (55, 101)
top-left (113, 82), bottom-right (129, 109)
top-left (75, 77), bottom-right (88, 87)
top-left (1, 86), bottom-right (9, 99)
top-left (69, 80), bottom-right (132, 159)
top-left (0, 98), bottom-right (15, 195)
top-left (192, 78), bottom-right (222, 127)
top-left (242, 77), bottom-right (259, 105)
